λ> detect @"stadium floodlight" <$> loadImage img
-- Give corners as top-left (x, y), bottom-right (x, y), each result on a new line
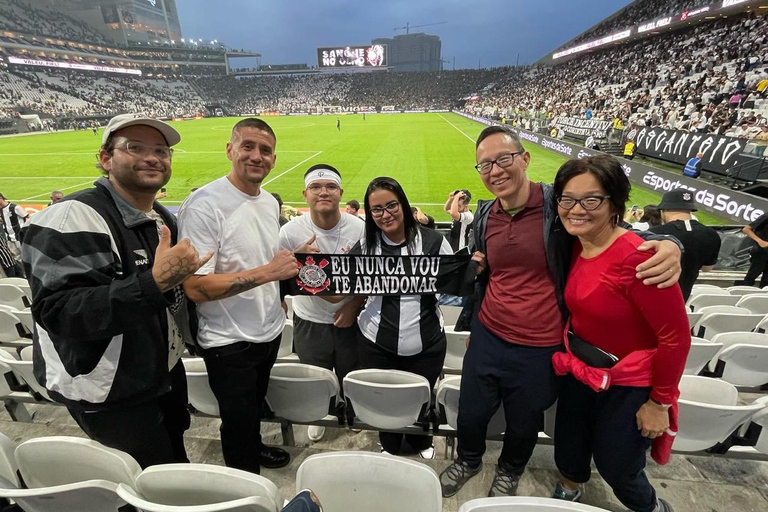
top-left (181, 38), bottom-right (185, 42)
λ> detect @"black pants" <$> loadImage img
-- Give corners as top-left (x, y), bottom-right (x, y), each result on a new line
top-left (744, 247), bottom-right (768, 287)
top-left (68, 361), bottom-right (190, 469)
top-left (357, 332), bottom-right (446, 454)
top-left (456, 318), bottom-right (560, 474)
top-left (203, 337), bottom-right (281, 474)
top-left (294, 315), bottom-right (359, 397)
top-left (555, 376), bottom-right (656, 512)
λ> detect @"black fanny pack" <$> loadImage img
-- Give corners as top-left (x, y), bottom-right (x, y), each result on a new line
top-left (567, 332), bottom-right (619, 369)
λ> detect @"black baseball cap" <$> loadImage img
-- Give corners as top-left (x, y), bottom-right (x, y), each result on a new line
top-left (658, 189), bottom-right (697, 211)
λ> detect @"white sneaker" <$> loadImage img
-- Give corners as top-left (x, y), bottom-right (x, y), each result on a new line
top-left (307, 426), bottom-right (326, 442)
top-left (419, 445), bottom-right (436, 459)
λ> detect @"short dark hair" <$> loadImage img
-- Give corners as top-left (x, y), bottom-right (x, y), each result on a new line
top-left (232, 118), bottom-right (277, 143)
top-left (475, 125), bottom-right (525, 151)
top-left (640, 205), bottom-right (662, 227)
top-left (96, 133), bottom-right (118, 174)
top-left (271, 192), bottom-right (283, 208)
top-left (553, 155), bottom-right (630, 220)
top-left (363, 177), bottom-right (418, 255)
top-left (304, 163), bottom-right (341, 179)
top-left (345, 199), bottom-right (360, 211)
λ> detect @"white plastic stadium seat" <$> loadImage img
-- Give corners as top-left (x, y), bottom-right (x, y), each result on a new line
top-left (284, 295), bottom-right (294, 319)
top-left (0, 432), bottom-right (19, 488)
top-left (266, 363), bottom-right (340, 423)
top-left (343, 369), bottom-right (430, 430)
top-left (0, 346), bottom-right (52, 401)
top-left (674, 376), bottom-right (766, 452)
top-left (748, 396), bottom-right (768, 456)
top-left (296, 451), bottom-right (441, 512)
top-left (708, 332), bottom-right (768, 370)
top-left (0, 310), bottom-right (32, 349)
top-left (182, 358), bottom-right (220, 416)
top-left (440, 305), bottom-right (462, 327)
top-left (692, 306), bottom-right (763, 340)
top-left (0, 278), bottom-right (30, 299)
top-left (436, 376), bottom-right (505, 436)
top-left (707, 332), bottom-right (768, 387)
top-left (684, 337), bottom-right (723, 375)
top-left (278, 319), bottom-right (294, 358)
top-left (0, 284), bottom-right (29, 311)
top-left (11, 308), bottom-right (33, 332)
top-left (444, 326), bottom-right (469, 370)
top-left (736, 294), bottom-right (768, 315)
top-left (686, 312), bottom-right (703, 331)
top-left (727, 285), bottom-right (768, 296)
top-left (116, 463), bottom-right (279, 512)
top-left (458, 497), bottom-right (612, 511)
top-left (688, 286), bottom-right (729, 301)
top-left (0, 479), bottom-right (131, 512)
top-left (687, 293), bottom-right (741, 311)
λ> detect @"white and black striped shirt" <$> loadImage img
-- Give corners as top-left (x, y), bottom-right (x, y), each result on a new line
top-left (354, 227), bottom-right (452, 356)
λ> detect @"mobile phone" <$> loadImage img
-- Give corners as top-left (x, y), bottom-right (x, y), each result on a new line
top-left (160, 187), bottom-right (167, 192)
top-left (631, 205), bottom-right (638, 212)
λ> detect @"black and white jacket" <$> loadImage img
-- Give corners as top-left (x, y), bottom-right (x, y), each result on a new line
top-left (22, 178), bottom-right (191, 411)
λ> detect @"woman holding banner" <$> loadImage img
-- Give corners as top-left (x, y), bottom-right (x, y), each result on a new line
top-left (349, 177), bottom-right (454, 459)
top-left (549, 155), bottom-right (690, 512)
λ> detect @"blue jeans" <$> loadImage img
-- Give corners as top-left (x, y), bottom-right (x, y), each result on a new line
top-left (282, 490), bottom-right (323, 512)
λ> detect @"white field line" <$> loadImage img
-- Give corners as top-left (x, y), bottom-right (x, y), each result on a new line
top-left (262, 151), bottom-right (322, 187)
top-left (437, 113), bottom-right (476, 144)
top-left (20, 180), bottom-right (94, 201)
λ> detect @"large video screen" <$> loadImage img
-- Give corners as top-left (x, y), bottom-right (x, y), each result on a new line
top-left (317, 45), bottom-right (387, 68)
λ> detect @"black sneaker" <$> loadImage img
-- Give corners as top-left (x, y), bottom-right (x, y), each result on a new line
top-left (487, 468), bottom-right (520, 497)
top-left (439, 459), bottom-right (483, 497)
top-left (551, 481), bottom-right (582, 502)
top-left (259, 445), bottom-right (290, 469)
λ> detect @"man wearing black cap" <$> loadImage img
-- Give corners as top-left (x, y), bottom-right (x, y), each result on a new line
top-left (651, 189), bottom-right (721, 301)
top-left (445, 189), bottom-right (474, 252)
top-left (22, 113), bottom-right (211, 467)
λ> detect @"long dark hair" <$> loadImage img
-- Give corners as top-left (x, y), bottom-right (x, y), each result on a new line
top-left (553, 155), bottom-right (630, 223)
top-left (363, 177), bottom-right (419, 254)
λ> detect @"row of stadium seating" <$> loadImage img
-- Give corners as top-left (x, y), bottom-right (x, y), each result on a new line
top-left (0, 0), bottom-right (111, 46)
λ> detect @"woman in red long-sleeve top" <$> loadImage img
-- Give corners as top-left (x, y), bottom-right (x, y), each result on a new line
top-left (549, 155), bottom-right (690, 512)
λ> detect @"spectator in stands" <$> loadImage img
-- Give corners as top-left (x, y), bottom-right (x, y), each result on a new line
top-left (549, 155), bottom-right (689, 512)
top-left (349, 176), bottom-right (453, 460)
top-left (48, 190), bottom-right (63, 206)
top-left (738, 210), bottom-right (768, 288)
top-left (623, 139), bottom-right (636, 160)
top-left (0, 192), bottom-right (29, 254)
top-left (345, 199), bottom-right (361, 217)
top-left (444, 190), bottom-right (474, 252)
top-left (754, 125), bottom-right (768, 157)
top-left (21, 114), bottom-right (207, 468)
top-left (272, 193), bottom-right (289, 227)
top-left (413, 206), bottom-right (435, 229)
top-left (178, 118), bottom-right (301, 475)
top-left (0, 228), bottom-right (21, 278)
top-left (278, 164), bottom-right (365, 443)
top-left (625, 205), bottom-right (662, 231)
top-left (651, 190), bottom-right (721, 301)
top-left (682, 152), bottom-right (703, 179)
top-left (439, 125), bottom-right (681, 499)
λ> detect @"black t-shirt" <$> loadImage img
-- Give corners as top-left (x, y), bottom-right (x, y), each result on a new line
top-left (650, 220), bottom-right (721, 301)
top-left (749, 212), bottom-right (768, 241)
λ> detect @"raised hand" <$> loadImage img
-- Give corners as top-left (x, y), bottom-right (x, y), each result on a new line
top-left (269, 249), bottom-right (300, 281)
top-left (153, 225), bottom-right (213, 292)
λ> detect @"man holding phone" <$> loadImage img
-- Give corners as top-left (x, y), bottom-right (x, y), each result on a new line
top-left (444, 189), bottom-right (474, 252)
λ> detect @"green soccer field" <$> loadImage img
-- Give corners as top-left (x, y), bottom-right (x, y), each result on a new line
top-left (0, 113), bottom-right (729, 224)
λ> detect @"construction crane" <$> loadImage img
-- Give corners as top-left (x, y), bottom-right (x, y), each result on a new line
top-left (393, 21), bottom-right (447, 34)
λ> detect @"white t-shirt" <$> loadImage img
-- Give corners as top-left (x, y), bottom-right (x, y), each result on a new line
top-left (279, 213), bottom-right (365, 324)
top-left (178, 176), bottom-right (284, 349)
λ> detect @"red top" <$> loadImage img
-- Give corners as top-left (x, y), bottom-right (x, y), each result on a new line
top-left (478, 182), bottom-right (563, 347)
top-left (565, 231), bottom-right (690, 404)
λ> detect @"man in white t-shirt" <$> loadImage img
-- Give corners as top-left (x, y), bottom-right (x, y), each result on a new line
top-left (278, 164), bottom-right (365, 442)
top-left (178, 118), bottom-right (308, 475)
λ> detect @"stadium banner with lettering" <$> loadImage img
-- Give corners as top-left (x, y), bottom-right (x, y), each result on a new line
top-left (634, 127), bottom-right (748, 175)
top-left (8, 57), bottom-right (141, 76)
top-left (317, 45), bottom-right (387, 68)
top-left (553, 117), bottom-right (613, 139)
top-left (452, 111), bottom-right (768, 224)
top-left (285, 253), bottom-right (475, 296)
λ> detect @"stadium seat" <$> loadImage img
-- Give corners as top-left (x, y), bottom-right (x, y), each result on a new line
top-left (343, 369), bottom-right (430, 430)
top-left (284, 295), bottom-right (294, 319)
top-left (708, 332), bottom-right (768, 371)
top-left (435, 376), bottom-right (505, 436)
top-left (0, 310), bottom-right (32, 349)
top-left (0, 284), bottom-right (29, 311)
top-left (686, 311), bottom-right (703, 331)
top-left (0, 278), bottom-right (30, 299)
top-left (736, 294), bottom-right (768, 315)
top-left (687, 293), bottom-right (741, 311)
top-left (684, 337), bottom-right (723, 375)
top-left (458, 497), bottom-right (612, 511)
top-left (11, 308), bottom-right (33, 332)
top-left (116, 463), bottom-right (280, 512)
top-left (692, 306), bottom-right (762, 340)
top-left (266, 363), bottom-right (340, 423)
top-left (440, 305), bottom-right (462, 327)
top-left (675, 376), bottom-right (766, 452)
top-left (0, 432), bottom-right (19, 488)
top-left (443, 326), bottom-right (469, 370)
top-left (182, 358), bottom-right (220, 417)
top-left (727, 286), bottom-right (767, 296)
top-left (748, 397), bottom-right (768, 456)
top-left (278, 319), bottom-right (294, 359)
top-left (689, 286), bottom-right (729, 300)
top-left (0, 346), bottom-right (52, 401)
top-left (0, 479), bottom-right (130, 512)
top-left (295, 451), bottom-right (441, 512)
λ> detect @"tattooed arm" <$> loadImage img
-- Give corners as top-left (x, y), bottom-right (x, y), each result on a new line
top-left (153, 225), bottom-right (213, 292)
top-left (183, 249), bottom-right (299, 303)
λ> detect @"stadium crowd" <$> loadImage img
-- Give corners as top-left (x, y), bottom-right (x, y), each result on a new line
top-left (0, 0), bottom-right (111, 45)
